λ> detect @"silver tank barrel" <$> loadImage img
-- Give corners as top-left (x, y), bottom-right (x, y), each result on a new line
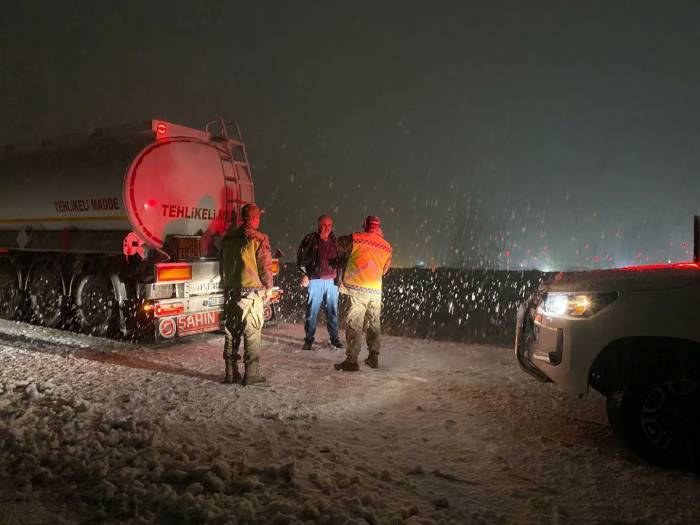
top-left (0, 120), bottom-right (253, 255)
top-left (0, 130), bottom-right (151, 233)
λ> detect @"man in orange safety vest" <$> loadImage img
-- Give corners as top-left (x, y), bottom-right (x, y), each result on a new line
top-left (333, 215), bottom-right (392, 372)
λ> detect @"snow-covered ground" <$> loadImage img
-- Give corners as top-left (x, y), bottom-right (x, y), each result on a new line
top-left (0, 320), bottom-right (698, 525)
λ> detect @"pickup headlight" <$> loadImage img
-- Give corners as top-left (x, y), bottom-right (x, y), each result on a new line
top-left (541, 292), bottom-right (618, 318)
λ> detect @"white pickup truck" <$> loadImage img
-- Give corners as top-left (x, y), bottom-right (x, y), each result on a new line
top-left (515, 230), bottom-right (700, 466)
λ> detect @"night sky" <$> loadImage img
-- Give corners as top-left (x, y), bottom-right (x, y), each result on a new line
top-left (2, 1), bottom-right (700, 269)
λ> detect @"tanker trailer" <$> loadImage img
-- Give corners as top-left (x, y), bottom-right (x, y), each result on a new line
top-left (0, 118), bottom-right (281, 339)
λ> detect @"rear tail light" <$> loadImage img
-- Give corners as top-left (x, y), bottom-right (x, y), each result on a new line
top-left (156, 263), bottom-right (192, 282)
top-left (267, 288), bottom-right (283, 303)
top-left (155, 302), bottom-right (185, 317)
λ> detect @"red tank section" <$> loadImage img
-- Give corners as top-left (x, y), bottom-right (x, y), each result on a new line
top-left (125, 137), bottom-right (230, 249)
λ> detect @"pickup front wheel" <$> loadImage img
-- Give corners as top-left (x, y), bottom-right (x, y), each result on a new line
top-left (607, 378), bottom-right (700, 466)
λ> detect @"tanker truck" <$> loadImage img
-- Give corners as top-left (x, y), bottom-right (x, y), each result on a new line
top-left (0, 118), bottom-right (282, 340)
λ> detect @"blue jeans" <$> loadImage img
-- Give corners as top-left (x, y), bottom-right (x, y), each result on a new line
top-left (304, 279), bottom-right (340, 344)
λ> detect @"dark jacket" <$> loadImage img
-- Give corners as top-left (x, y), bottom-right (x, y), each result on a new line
top-left (296, 231), bottom-right (337, 280)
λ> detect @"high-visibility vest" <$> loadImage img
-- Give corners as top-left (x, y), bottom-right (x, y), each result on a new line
top-left (222, 227), bottom-right (270, 290)
top-left (342, 232), bottom-right (392, 294)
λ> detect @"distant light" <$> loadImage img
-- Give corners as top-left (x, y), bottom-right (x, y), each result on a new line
top-left (614, 260), bottom-right (633, 269)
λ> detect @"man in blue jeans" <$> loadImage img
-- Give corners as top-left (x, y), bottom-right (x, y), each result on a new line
top-left (296, 214), bottom-right (344, 350)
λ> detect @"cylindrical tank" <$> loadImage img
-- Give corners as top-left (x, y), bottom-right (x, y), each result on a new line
top-left (0, 120), bottom-right (253, 252)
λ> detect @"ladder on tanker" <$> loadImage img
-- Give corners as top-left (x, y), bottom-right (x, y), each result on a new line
top-left (205, 118), bottom-right (255, 230)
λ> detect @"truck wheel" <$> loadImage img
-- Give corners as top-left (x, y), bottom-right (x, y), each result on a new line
top-left (263, 303), bottom-right (277, 327)
top-left (74, 272), bottom-right (117, 336)
top-left (28, 260), bottom-right (65, 327)
top-left (606, 378), bottom-right (700, 466)
top-left (0, 261), bottom-right (21, 320)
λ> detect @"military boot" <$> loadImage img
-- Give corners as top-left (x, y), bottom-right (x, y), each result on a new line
top-left (364, 352), bottom-right (379, 369)
top-left (334, 358), bottom-right (359, 372)
top-left (242, 361), bottom-right (268, 387)
top-left (224, 359), bottom-right (242, 384)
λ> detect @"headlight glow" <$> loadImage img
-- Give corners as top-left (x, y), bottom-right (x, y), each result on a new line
top-left (541, 292), bottom-right (617, 318)
top-left (544, 294), bottom-right (569, 316)
top-left (570, 295), bottom-right (591, 316)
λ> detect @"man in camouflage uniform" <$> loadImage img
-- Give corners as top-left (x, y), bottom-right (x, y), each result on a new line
top-left (334, 215), bottom-right (392, 372)
top-left (221, 203), bottom-right (273, 386)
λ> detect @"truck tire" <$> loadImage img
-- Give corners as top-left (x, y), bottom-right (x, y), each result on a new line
top-left (263, 302), bottom-right (277, 328)
top-left (606, 377), bottom-right (700, 466)
top-left (73, 272), bottom-right (117, 336)
top-left (28, 260), bottom-right (65, 327)
top-left (0, 260), bottom-right (21, 320)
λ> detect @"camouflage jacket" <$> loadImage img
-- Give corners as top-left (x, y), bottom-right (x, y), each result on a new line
top-left (221, 226), bottom-right (273, 290)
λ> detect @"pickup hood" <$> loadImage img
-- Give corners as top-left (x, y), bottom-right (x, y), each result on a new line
top-left (543, 262), bottom-right (700, 293)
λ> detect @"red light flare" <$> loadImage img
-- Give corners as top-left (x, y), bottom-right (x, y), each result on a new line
top-left (156, 123), bottom-right (167, 136)
top-left (615, 262), bottom-right (700, 272)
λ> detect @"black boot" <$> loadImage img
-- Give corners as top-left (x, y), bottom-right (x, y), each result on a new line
top-left (224, 359), bottom-right (242, 384)
top-left (334, 358), bottom-right (359, 372)
top-left (364, 352), bottom-right (379, 369)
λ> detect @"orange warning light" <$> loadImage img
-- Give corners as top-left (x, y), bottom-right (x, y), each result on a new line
top-left (156, 263), bottom-right (192, 282)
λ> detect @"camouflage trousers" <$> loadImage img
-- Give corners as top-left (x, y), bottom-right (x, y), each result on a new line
top-left (223, 289), bottom-right (265, 368)
top-left (342, 293), bottom-right (382, 363)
